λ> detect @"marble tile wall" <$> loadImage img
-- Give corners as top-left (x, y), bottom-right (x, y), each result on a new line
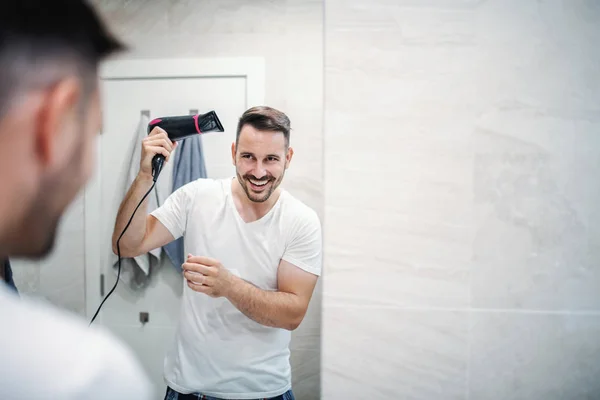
top-left (323, 0), bottom-right (600, 399)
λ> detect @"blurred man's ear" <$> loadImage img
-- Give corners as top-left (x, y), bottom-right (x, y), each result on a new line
top-left (37, 77), bottom-right (81, 167)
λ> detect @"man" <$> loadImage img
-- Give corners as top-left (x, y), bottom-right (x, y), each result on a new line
top-left (0, 1), bottom-right (153, 398)
top-left (114, 106), bottom-right (322, 399)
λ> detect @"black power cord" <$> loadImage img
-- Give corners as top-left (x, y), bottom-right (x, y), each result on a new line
top-left (89, 181), bottom-right (157, 326)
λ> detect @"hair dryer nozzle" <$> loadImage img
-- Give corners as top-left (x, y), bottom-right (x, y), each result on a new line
top-left (202, 110), bottom-right (225, 134)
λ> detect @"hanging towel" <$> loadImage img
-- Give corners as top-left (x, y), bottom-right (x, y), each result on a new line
top-left (111, 114), bottom-right (162, 290)
top-left (163, 133), bottom-right (207, 271)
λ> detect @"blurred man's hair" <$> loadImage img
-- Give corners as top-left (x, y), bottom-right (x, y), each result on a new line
top-left (0, 0), bottom-right (125, 118)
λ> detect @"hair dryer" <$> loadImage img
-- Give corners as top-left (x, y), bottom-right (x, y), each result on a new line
top-left (147, 110), bottom-right (224, 181)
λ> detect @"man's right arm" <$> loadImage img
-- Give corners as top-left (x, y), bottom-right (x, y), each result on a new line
top-left (112, 127), bottom-right (176, 258)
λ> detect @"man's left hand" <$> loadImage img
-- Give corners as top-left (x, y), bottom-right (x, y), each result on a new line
top-left (182, 255), bottom-right (233, 298)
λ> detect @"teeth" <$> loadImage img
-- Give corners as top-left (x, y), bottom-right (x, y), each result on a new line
top-left (250, 179), bottom-right (268, 186)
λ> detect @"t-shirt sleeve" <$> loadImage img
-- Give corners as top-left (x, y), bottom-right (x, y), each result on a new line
top-left (282, 209), bottom-right (322, 276)
top-left (150, 182), bottom-right (196, 239)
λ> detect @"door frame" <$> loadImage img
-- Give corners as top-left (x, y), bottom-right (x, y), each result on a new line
top-left (84, 57), bottom-right (265, 319)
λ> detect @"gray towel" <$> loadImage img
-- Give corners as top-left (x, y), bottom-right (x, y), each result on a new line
top-left (163, 134), bottom-right (207, 271)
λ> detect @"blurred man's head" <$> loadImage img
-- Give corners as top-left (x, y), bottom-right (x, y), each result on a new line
top-left (0, 0), bottom-right (124, 258)
top-left (231, 106), bottom-right (293, 203)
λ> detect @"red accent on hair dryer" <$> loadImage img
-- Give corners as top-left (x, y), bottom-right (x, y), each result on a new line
top-left (147, 111), bottom-right (224, 181)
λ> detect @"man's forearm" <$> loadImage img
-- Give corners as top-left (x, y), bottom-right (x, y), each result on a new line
top-left (112, 174), bottom-right (154, 255)
top-left (225, 276), bottom-right (305, 331)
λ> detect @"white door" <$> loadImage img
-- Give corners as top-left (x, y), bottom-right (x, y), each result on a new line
top-left (85, 58), bottom-right (264, 398)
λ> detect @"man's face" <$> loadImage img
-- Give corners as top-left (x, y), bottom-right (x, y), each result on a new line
top-left (232, 124), bottom-right (292, 203)
top-left (16, 81), bottom-right (101, 258)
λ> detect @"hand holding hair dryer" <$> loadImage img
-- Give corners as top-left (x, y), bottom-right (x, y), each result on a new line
top-left (147, 110), bottom-right (224, 181)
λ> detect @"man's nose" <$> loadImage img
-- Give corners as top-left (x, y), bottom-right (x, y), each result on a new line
top-left (252, 162), bottom-right (267, 178)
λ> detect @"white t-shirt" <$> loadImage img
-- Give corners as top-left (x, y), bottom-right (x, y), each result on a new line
top-left (0, 284), bottom-right (154, 399)
top-left (151, 177), bottom-right (322, 399)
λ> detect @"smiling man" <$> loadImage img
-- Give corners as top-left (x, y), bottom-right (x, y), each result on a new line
top-left (113, 106), bottom-right (322, 400)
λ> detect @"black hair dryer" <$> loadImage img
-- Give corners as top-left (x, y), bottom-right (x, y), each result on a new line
top-left (147, 110), bottom-right (224, 181)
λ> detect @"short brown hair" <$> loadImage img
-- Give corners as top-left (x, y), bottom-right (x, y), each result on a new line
top-left (236, 106), bottom-right (291, 147)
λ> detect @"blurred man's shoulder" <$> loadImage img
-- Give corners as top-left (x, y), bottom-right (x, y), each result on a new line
top-left (0, 285), bottom-right (153, 399)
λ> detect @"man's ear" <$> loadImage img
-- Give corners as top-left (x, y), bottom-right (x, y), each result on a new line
top-left (285, 146), bottom-right (294, 169)
top-left (231, 142), bottom-right (237, 166)
top-left (36, 77), bottom-right (81, 167)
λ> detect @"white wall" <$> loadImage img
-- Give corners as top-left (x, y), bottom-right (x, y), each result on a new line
top-left (322, 0), bottom-right (600, 399)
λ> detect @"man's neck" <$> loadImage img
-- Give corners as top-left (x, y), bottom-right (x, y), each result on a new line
top-left (232, 178), bottom-right (281, 222)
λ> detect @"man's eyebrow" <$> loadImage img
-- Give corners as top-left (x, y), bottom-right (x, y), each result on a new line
top-left (239, 152), bottom-right (281, 158)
